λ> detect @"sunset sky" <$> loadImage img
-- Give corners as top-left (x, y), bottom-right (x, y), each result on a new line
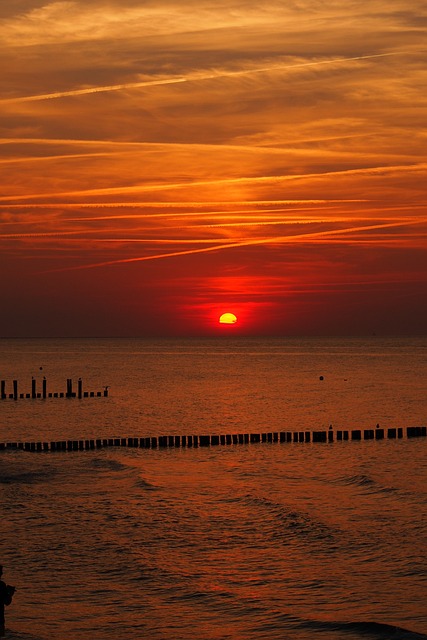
top-left (1, 1), bottom-right (426, 336)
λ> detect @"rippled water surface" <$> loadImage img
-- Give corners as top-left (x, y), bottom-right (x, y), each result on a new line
top-left (1, 337), bottom-right (426, 639)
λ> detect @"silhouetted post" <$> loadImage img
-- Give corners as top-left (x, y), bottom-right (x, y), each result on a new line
top-left (313, 431), bottom-right (327, 443)
top-left (42, 377), bottom-right (47, 399)
top-left (1, 380), bottom-right (5, 399)
top-left (13, 380), bottom-right (18, 400)
top-left (104, 386), bottom-right (109, 397)
top-left (32, 377), bottom-right (36, 399)
top-left (78, 378), bottom-right (82, 399)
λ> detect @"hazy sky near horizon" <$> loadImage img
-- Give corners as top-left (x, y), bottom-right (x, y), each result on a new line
top-left (1, 0), bottom-right (426, 336)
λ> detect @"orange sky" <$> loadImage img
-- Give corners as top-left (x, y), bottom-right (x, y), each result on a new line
top-left (1, 1), bottom-right (426, 336)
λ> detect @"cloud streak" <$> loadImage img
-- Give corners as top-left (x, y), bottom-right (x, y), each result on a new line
top-left (1, 52), bottom-right (406, 105)
top-left (1, 162), bottom-right (425, 202)
top-left (39, 219), bottom-right (426, 273)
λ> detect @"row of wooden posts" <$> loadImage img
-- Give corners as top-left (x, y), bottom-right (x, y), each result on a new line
top-left (1, 426), bottom-right (425, 453)
top-left (0, 378), bottom-right (109, 400)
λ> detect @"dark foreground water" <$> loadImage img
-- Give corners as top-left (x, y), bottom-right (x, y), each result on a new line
top-left (1, 337), bottom-right (426, 639)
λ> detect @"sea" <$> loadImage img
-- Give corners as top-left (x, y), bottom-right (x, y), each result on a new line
top-left (0, 336), bottom-right (426, 640)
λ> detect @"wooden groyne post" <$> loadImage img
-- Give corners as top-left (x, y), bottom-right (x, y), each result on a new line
top-left (0, 378), bottom-right (109, 400)
top-left (0, 426), bottom-right (425, 453)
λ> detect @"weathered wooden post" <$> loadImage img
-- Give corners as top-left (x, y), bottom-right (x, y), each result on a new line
top-left (13, 380), bottom-right (18, 400)
top-left (1, 380), bottom-right (5, 399)
top-left (78, 378), bottom-right (83, 399)
top-left (32, 378), bottom-right (36, 399)
top-left (42, 377), bottom-right (47, 399)
top-left (313, 431), bottom-right (326, 443)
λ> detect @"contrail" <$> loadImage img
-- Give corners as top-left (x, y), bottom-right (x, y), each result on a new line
top-left (39, 218), bottom-right (426, 274)
top-left (1, 162), bottom-right (424, 203)
top-left (1, 77), bottom-right (187, 104)
top-left (0, 152), bottom-right (111, 165)
top-left (0, 199), bottom-right (332, 209)
top-left (1, 52), bottom-right (403, 104)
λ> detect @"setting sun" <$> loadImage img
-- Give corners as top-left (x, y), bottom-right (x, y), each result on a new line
top-left (219, 313), bottom-right (237, 325)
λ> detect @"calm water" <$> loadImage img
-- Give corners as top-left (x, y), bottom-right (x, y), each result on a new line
top-left (1, 337), bottom-right (426, 640)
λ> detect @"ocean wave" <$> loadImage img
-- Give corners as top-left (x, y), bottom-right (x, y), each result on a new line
top-left (0, 470), bottom-right (55, 485)
top-left (2, 630), bottom-right (49, 640)
top-left (298, 619), bottom-right (427, 639)
top-left (89, 457), bottom-right (129, 472)
top-left (237, 494), bottom-right (337, 545)
top-left (134, 477), bottom-right (157, 490)
top-left (342, 474), bottom-right (376, 487)
top-left (336, 474), bottom-right (398, 494)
